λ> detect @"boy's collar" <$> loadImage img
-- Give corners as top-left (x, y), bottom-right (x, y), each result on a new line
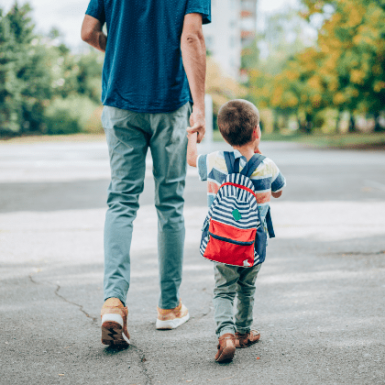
top-left (233, 149), bottom-right (245, 160)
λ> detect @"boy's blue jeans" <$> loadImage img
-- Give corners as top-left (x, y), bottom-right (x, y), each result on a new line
top-left (101, 103), bottom-right (191, 309)
top-left (213, 262), bottom-right (262, 337)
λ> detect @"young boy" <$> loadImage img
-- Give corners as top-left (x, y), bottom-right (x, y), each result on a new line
top-left (187, 99), bottom-right (286, 363)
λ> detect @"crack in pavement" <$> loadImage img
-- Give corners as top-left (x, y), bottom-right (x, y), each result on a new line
top-left (29, 274), bottom-right (152, 383)
top-left (130, 344), bottom-right (154, 385)
top-left (335, 250), bottom-right (385, 256)
top-left (29, 274), bottom-right (98, 323)
top-left (54, 284), bottom-right (98, 323)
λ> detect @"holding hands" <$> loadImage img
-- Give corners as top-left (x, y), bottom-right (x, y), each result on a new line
top-left (187, 106), bottom-right (205, 143)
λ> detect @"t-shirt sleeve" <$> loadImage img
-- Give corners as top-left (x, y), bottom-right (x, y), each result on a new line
top-left (85, 0), bottom-right (106, 25)
top-left (271, 162), bottom-right (286, 193)
top-left (197, 154), bottom-right (208, 181)
top-left (185, 0), bottom-right (211, 24)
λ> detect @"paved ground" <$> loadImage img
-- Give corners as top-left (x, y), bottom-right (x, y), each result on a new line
top-left (0, 138), bottom-right (384, 385)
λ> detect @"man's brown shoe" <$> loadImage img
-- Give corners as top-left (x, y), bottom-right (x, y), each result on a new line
top-left (156, 300), bottom-right (189, 330)
top-left (235, 330), bottom-right (260, 348)
top-left (215, 333), bottom-right (236, 363)
top-left (101, 298), bottom-right (130, 348)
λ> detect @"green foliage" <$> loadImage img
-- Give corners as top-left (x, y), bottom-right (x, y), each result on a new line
top-left (75, 52), bottom-right (103, 103)
top-left (0, 3), bottom-right (47, 133)
top-left (261, 10), bottom-right (312, 74)
top-left (243, 10), bottom-right (318, 132)
top-left (0, 2), bottom-right (104, 136)
top-left (244, 0), bottom-right (385, 133)
top-left (242, 10), bottom-right (313, 75)
top-left (241, 37), bottom-right (260, 71)
top-left (44, 96), bottom-right (100, 135)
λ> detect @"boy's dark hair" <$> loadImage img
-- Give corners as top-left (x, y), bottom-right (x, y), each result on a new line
top-left (217, 99), bottom-right (260, 146)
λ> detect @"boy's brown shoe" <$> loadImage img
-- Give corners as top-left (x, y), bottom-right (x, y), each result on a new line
top-left (235, 330), bottom-right (260, 348)
top-left (101, 298), bottom-right (130, 348)
top-left (215, 333), bottom-right (236, 363)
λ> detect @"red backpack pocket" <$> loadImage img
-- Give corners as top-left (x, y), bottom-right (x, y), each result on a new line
top-left (203, 220), bottom-right (257, 267)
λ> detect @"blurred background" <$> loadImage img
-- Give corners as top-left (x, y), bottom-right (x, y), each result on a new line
top-left (0, 0), bottom-right (384, 148)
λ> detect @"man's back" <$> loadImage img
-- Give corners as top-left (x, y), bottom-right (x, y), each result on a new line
top-left (85, 0), bottom-right (211, 113)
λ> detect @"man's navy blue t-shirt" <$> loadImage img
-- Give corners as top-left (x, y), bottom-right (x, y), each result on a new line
top-left (85, 0), bottom-right (211, 113)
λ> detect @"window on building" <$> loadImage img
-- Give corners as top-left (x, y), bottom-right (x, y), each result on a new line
top-left (241, 0), bottom-right (256, 12)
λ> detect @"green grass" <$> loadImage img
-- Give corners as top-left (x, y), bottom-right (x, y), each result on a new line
top-left (295, 132), bottom-right (385, 148)
top-left (212, 130), bottom-right (385, 149)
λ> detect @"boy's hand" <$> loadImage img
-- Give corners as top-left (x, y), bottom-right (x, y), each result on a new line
top-left (187, 131), bottom-right (198, 141)
top-left (187, 132), bottom-right (198, 167)
top-left (272, 191), bottom-right (282, 198)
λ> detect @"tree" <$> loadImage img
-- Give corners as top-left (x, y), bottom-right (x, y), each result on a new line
top-left (0, 3), bottom-right (54, 134)
top-left (301, 0), bottom-right (385, 128)
top-left (245, 0), bottom-right (385, 133)
top-left (0, 2), bottom-right (105, 136)
top-left (244, 10), bottom-right (317, 131)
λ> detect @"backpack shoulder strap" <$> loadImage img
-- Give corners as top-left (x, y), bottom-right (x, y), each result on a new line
top-left (266, 207), bottom-right (275, 238)
top-left (224, 151), bottom-right (240, 174)
top-left (240, 153), bottom-right (266, 178)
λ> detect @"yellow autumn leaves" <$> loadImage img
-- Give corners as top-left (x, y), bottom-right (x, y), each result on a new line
top-left (248, 0), bottom-right (385, 116)
top-left (205, 57), bottom-right (247, 115)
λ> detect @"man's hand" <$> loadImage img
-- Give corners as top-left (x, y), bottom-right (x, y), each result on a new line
top-left (187, 107), bottom-right (206, 143)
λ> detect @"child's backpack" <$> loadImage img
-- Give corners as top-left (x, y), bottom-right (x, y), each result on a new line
top-left (200, 152), bottom-right (275, 267)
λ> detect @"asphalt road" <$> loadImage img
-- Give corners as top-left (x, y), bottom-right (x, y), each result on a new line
top-left (0, 138), bottom-right (384, 385)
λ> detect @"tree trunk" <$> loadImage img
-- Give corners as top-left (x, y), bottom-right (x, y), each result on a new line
top-left (348, 113), bottom-right (356, 133)
top-left (305, 112), bottom-right (312, 134)
top-left (373, 111), bottom-right (384, 132)
top-left (336, 110), bottom-right (341, 133)
top-left (273, 111), bottom-right (280, 133)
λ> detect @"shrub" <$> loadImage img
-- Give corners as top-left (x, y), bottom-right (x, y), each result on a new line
top-left (44, 95), bottom-right (101, 135)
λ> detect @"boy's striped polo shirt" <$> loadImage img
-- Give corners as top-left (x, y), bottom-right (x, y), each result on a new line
top-left (197, 150), bottom-right (286, 223)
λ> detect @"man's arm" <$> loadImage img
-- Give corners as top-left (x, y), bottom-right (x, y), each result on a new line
top-left (181, 13), bottom-right (206, 143)
top-left (81, 15), bottom-right (107, 52)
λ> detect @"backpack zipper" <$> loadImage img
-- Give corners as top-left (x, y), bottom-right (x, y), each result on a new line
top-left (208, 232), bottom-right (254, 246)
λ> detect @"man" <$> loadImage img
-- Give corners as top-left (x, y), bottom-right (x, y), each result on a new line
top-left (81, 1), bottom-right (210, 347)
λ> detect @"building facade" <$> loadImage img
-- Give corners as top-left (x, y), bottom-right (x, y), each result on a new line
top-left (204, 0), bottom-right (257, 79)
top-left (240, 0), bottom-right (258, 49)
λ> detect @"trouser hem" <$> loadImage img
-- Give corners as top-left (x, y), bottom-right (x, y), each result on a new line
top-left (158, 300), bottom-right (180, 310)
top-left (217, 327), bottom-right (236, 337)
top-left (104, 295), bottom-right (126, 307)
